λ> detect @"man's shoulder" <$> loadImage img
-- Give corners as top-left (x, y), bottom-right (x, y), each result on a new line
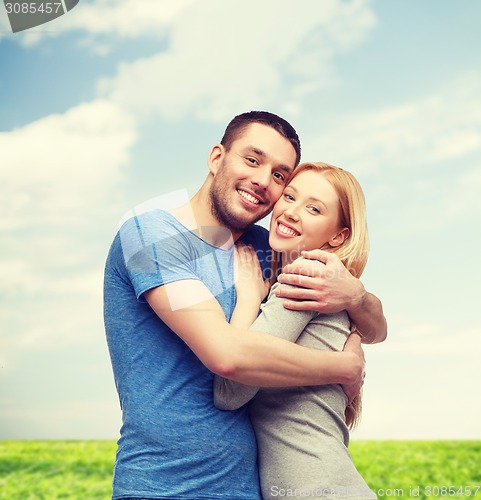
top-left (240, 225), bottom-right (271, 279)
top-left (119, 208), bottom-right (178, 236)
top-left (119, 208), bottom-right (187, 246)
top-left (113, 209), bottom-right (198, 272)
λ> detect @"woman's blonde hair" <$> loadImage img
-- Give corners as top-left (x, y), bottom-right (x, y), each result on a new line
top-left (271, 161), bottom-right (370, 428)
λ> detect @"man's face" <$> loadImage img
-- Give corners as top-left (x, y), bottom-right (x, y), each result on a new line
top-left (209, 123), bottom-right (298, 231)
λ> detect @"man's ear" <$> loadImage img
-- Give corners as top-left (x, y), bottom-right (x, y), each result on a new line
top-left (328, 227), bottom-right (350, 248)
top-left (207, 144), bottom-right (225, 176)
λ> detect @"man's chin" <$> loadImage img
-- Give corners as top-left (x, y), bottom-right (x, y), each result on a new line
top-left (211, 195), bottom-right (269, 230)
top-left (239, 207), bottom-right (270, 226)
top-left (224, 209), bottom-right (266, 231)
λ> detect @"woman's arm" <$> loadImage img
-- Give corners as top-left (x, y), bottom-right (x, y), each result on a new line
top-left (212, 243), bottom-right (273, 410)
top-left (146, 279), bottom-right (361, 387)
top-left (214, 280), bottom-right (316, 410)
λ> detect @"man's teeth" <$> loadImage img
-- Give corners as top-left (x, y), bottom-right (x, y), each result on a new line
top-left (238, 190), bottom-right (260, 205)
top-left (278, 223), bottom-right (299, 236)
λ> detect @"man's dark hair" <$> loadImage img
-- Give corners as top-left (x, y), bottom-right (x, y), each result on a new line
top-left (220, 111), bottom-right (301, 166)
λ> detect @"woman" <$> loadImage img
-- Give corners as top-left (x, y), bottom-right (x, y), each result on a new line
top-left (214, 162), bottom-right (377, 499)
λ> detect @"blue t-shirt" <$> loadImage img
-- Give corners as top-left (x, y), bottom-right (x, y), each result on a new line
top-left (104, 209), bottom-right (271, 499)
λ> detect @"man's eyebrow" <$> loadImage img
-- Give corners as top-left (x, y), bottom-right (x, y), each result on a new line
top-left (243, 146), bottom-right (294, 175)
top-left (244, 146), bottom-right (266, 157)
top-left (279, 164), bottom-right (294, 175)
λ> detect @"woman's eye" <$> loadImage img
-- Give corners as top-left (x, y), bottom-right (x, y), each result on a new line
top-left (284, 193), bottom-right (295, 201)
top-left (308, 206), bottom-right (321, 214)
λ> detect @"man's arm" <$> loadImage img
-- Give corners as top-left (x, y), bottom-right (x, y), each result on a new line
top-left (214, 277), bottom-right (365, 411)
top-left (144, 279), bottom-right (364, 387)
top-left (275, 249), bottom-right (387, 344)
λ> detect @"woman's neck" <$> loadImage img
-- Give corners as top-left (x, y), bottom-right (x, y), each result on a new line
top-left (280, 252), bottom-right (298, 267)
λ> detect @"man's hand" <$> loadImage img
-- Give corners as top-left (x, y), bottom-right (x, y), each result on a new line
top-left (276, 249), bottom-right (366, 314)
top-left (277, 249), bottom-right (387, 344)
top-left (341, 333), bottom-right (365, 403)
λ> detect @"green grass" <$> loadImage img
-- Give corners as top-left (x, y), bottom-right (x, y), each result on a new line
top-left (350, 441), bottom-right (481, 498)
top-left (0, 440), bottom-right (480, 499)
top-left (0, 441), bottom-right (116, 499)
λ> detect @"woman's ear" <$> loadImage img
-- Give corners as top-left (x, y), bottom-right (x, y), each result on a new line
top-left (207, 144), bottom-right (225, 175)
top-left (328, 227), bottom-right (350, 248)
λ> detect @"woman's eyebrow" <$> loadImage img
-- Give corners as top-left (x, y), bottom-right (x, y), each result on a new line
top-left (286, 185), bottom-right (329, 210)
top-left (309, 197), bottom-right (328, 210)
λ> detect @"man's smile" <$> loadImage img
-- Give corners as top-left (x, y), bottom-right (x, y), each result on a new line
top-left (237, 189), bottom-right (264, 207)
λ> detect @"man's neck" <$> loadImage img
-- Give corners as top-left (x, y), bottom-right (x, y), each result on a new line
top-left (169, 188), bottom-right (241, 249)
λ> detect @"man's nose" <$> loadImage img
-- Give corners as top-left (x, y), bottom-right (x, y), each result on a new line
top-left (251, 166), bottom-right (271, 189)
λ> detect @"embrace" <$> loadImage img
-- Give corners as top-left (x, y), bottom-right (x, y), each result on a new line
top-left (103, 111), bottom-right (387, 499)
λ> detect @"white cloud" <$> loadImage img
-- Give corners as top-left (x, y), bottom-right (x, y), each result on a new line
top-left (446, 164), bottom-right (481, 217)
top-left (98, 0), bottom-right (376, 121)
top-left (351, 318), bottom-right (481, 439)
top-left (372, 324), bottom-right (481, 356)
top-left (0, 254), bottom-right (103, 301)
top-left (3, 0), bottom-right (478, 442)
top-left (0, 98), bottom-right (137, 230)
top-left (0, 264), bottom-right (104, 356)
top-left (17, 296), bottom-right (104, 349)
top-left (6, 0), bottom-right (199, 45)
top-left (0, 399), bottom-right (121, 439)
top-left (303, 74), bottom-right (481, 174)
top-left (3, 0), bottom-right (378, 122)
top-left (356, 386), bottom-right (481, 440)
top-left (0, 9), bottom-right (10, 34)
top-left (65, 0), bottom-right (197, 37)
top-left (0, 99), bottom-right (137, 360)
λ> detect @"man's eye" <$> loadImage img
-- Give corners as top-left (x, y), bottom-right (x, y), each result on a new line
top-left (246, 157), bottom-right (258, 165)
top-left (273, 172), bottom-right (285, 182)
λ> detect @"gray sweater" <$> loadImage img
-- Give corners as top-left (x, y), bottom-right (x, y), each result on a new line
top-left (214, 259), bottom-right (377, 499)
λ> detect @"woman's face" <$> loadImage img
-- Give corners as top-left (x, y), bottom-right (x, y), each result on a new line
top-left (269, 169), bottom-right (345, 263)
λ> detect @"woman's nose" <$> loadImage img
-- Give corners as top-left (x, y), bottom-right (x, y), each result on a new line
top-left (284, 206), bottom-right (299, 221)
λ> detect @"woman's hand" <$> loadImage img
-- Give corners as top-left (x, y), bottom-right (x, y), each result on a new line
top-left (234, 242), bottom-right (270, 308)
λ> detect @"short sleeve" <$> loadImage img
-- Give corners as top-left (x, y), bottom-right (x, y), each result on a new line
top-left (119, 211), bottom-right (203, 301)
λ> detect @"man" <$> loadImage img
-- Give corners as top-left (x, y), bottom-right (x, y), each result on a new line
top-left (104, 111), bottom-right (386, 500)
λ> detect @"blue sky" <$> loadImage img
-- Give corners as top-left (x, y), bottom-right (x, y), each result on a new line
top-left (1, 0), bottom-right (480, 440)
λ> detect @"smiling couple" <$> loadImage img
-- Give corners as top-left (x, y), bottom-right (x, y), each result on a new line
top-left (103, 111), bottom-right (387, 500)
